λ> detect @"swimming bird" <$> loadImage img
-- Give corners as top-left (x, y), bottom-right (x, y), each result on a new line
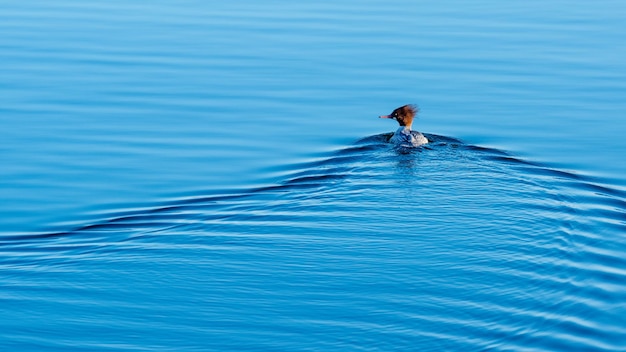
top-left (379, 104), bottom-right (429, 147)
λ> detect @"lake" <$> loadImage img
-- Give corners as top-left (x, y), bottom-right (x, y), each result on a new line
top-left (1, 1), bottom-right (626, 351)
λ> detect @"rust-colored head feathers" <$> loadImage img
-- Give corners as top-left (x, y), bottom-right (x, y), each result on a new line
top-left (379, 104), bottom-right (418, 127)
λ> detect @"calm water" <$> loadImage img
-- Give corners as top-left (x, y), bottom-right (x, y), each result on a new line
top-left (2, 1), bottom-right (626, 351)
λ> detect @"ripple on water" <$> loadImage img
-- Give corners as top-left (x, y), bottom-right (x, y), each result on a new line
top-left (1, 135), bottom-right (625, 351)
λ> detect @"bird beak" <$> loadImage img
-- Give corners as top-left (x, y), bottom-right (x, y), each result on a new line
top-left (379, 115), bottom-right (391, 119)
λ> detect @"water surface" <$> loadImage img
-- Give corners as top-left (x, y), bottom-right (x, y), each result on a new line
top-left (1, 1), bottom-right (626, 351)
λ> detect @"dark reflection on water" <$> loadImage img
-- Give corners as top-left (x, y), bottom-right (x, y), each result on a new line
top-left (2, 135), bottom-right (625, 351)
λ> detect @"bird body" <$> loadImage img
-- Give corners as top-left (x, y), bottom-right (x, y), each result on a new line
top-left (379, 105), bottom-right (428, 147)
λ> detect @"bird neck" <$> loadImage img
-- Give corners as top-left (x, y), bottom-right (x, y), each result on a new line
top-left (396, 126), bottom-right (412, 134)
top-left (399, 118), bottom-right (413, 130)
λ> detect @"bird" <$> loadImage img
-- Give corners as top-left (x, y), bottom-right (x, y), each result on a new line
top-left (379, 104), bottom-right (429, 147)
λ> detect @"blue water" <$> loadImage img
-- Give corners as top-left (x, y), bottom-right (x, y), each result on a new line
top-left (2, 1), bottom-right (626, 350)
